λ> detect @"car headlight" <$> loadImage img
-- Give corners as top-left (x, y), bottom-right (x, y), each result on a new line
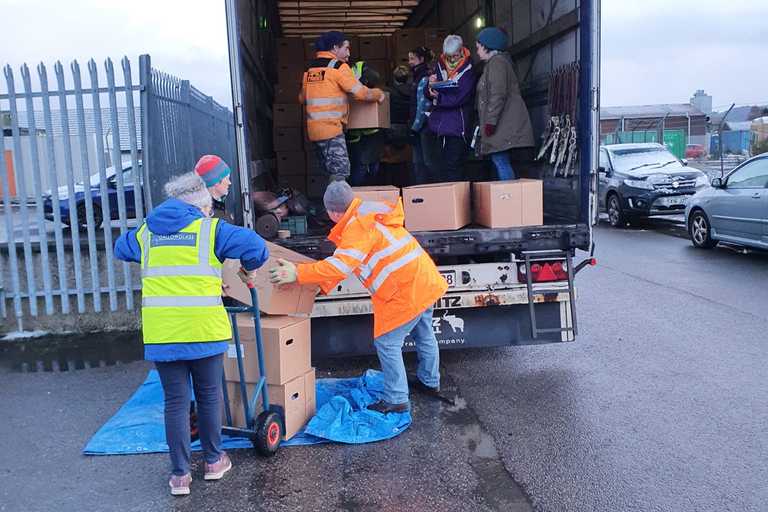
top-left (695, 174), bottom-right (709, 188)
top-left (623, 178), bottom-right (654, 190)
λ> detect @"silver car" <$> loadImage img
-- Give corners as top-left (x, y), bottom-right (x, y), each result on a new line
top-left (685, 154), bottom-right (768, 249)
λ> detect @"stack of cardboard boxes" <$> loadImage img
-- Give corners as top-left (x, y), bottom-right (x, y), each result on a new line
top-left (222, 242), bottom-right (319, 440)
top-left (353, 180), bottom-right (545, 232)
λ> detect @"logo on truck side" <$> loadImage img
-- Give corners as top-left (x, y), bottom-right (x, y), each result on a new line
top-left (432, 311), bottom-right (465, 334)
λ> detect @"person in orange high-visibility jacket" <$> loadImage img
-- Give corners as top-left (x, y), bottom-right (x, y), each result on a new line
top-left (299, 31), bottom-right (385, 186)
top-left (269, 181), bottom-right (448, 414)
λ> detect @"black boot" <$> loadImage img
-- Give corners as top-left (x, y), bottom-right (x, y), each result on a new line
top-left (407, 374), bottom-right (440, 396)
top-left (367, 400), bottom-right (410, 414)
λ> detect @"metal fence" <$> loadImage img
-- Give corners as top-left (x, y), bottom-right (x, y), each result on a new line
top-left (0, 54), bottom-right (236, 329)
top-left (141, 55), bottom-right (236, 208)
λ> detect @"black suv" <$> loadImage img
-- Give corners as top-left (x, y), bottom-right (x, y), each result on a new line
top-left (598, 143), bottom-right (709, 227)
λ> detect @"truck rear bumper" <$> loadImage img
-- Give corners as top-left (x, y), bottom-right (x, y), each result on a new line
top-left (310, 300), bottom-right (574, 358)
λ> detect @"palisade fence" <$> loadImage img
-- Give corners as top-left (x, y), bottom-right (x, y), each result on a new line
top-left (0, 54), bottom-right (236, 330)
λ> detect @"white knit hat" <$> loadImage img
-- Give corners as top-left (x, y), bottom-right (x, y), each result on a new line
top-left (443, 35), bottom-right (463, 55)
top-left (164, 172), bottom-right (212, 210)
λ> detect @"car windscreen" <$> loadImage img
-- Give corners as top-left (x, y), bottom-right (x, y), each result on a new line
top-left (609, 148), bottom-right (677, 172)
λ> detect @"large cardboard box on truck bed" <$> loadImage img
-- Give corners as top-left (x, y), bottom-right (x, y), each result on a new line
top-left (222, 241), bottom-right (318, 315)
top-left (274, 83), bottom-right (301, 104)
top-left (273, 104), bottom-right (302, 127)
top-left (223, 314), bottom-right (311, 385)
top-left (273, 127), bottom-right (303, 152)
top-left (225, 368), bottom-right (316, 440)
top-left (276, 37), bottom-right (305, 63)
top-left (402, 182), bottom-right (471, 231)
top-left (392, 28), bottom-right (424, 59)
top-left (275, 151), bottom-right (306, 176)
top-left (473, 179), bottom-right (544, 228)
top-left (352, 185), bottom-right (400, 204)
top-left (358, 36), bottom-right (387, 60)
top-left (347, 92), bottom-right (390, 130)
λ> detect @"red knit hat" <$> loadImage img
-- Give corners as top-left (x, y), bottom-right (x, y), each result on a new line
top-left (194, 155), bottom-right (231, 187)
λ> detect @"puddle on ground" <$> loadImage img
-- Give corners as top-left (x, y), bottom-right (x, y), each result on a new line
top-left (440, 381), bottom-right (533, 512)
top-left (0, 331), bottom-right (143, 372)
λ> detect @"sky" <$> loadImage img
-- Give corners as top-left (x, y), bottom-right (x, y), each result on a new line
top-left (1, 0), bottom-right (767, 112)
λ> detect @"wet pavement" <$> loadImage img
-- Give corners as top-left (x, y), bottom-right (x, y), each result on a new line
top-left (2, 222), bottom-right (768, 511)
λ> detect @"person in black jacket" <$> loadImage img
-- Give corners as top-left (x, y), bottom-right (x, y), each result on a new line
top-left (408, 46), bottom-right (436, 184)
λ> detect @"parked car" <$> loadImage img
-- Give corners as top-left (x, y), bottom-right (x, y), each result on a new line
top-left (685, 144), bottom-right (707, 159)
top-left (599, 143), bottom-right (709, 227)
top-left (43, 161), bottom-right (143, 228)
top-left (686, 153), bottom-right (768, 250)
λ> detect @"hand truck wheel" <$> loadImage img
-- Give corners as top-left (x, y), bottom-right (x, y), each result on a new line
top-left (253, 411), bottom-right (282, 457)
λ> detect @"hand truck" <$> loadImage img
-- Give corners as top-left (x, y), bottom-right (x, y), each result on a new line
top-left (191, 282), bottom-right (283, 456)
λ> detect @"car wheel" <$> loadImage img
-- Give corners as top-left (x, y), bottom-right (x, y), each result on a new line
top-left (689, 210), bottom-right (717, 249)
top-left (607, 193), bottom-right (626, 228)
top-left (76, 203), bottom-right (104, 230)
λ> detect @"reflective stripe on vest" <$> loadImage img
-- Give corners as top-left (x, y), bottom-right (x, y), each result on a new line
top-left (138, 217), bottom-right (231, 344)
top-left (305, 97), bottom-right (347, 107)
top-left (369, 246), bottom-right (423, 294)
top-left (142, 296), bottom-right (223, 307)
top-left (348, 203), bottom-right (424, 294)
top-left (308, 110), bottom-right (344, 120)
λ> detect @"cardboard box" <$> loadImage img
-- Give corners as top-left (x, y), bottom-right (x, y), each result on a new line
top-left (473, 179), bottom-right (544, 228)
top-left (276, 151), bottom-right (307, 176)
top-left (352, 185), bottom-right (400, 204)
top-left (303, 38), bottom-right (316, 60)
top-left (222, 241), bottom-right (318, 314)
top-left (273, 104), bottom-right (302, 128)
top-left (424, 28), bottom-right (449, 53)
top-left (358, 37), bottom-right (387, 59)
top-left (276, 37), bottom-right (305, 63)
top-left (305, 150), bottom-right (322, 173)
top-left (347, 92), bottom-right (390, 130)
top-left (274, 83), bottom-right (301, 104)
top-left (273, 127), bottom-right (303, 152)
top-left (306, 175), bottom-right (326, 198)
top-left (223, 314), bottom-right (311, 385)
top-left (276, 64), bottom-right (304, 86)
top-left (225, 368), bottom-right (316, 440)
top-left (402, 181), bottom-right (471, 231)
top-left (392, 28), bottom-right (424, 58)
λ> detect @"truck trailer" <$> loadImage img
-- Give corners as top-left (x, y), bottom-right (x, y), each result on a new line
top-left (222, 0), bottom-right (601, 357)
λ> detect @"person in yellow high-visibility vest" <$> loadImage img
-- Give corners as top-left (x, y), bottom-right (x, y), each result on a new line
top-left (115, 169), bottom-right (268, 496)
top-left (346, 60), bottom-right (385, 185)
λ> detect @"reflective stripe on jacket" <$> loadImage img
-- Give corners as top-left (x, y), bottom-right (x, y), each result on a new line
top-left (299, 51), bottom-right (384, 142)
top-left (137, 217), bottom-right (231, 344)
top-left (295, 197), bottom-right (448, 337)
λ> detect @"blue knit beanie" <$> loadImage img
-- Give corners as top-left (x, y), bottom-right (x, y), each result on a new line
top-left (477, 27), bottom-right (508, 51)
top-left (315, 31), bottom-right (348, 52)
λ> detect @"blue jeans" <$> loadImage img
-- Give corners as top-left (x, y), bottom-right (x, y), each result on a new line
top-left (373, 308), bottom-right (440, 405)
top-left (155, 353), bottom-right (224, 476)
top-left (490, 150), bottom-right (517, 180)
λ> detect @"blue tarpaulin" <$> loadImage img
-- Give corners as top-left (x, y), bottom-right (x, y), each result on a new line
top-left (83, 369), bottom-right (411, 455)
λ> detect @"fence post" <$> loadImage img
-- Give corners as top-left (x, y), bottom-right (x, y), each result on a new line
top-left (180, 80), bottom-right (195, 170)
top-left (139, 54), bottom-right (154, 212)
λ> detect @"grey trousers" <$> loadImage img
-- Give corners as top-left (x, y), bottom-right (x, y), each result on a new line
top-left (155, 353), bottom-right (224, 476)
top-left (313, 133), bottom-right (351, 182)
